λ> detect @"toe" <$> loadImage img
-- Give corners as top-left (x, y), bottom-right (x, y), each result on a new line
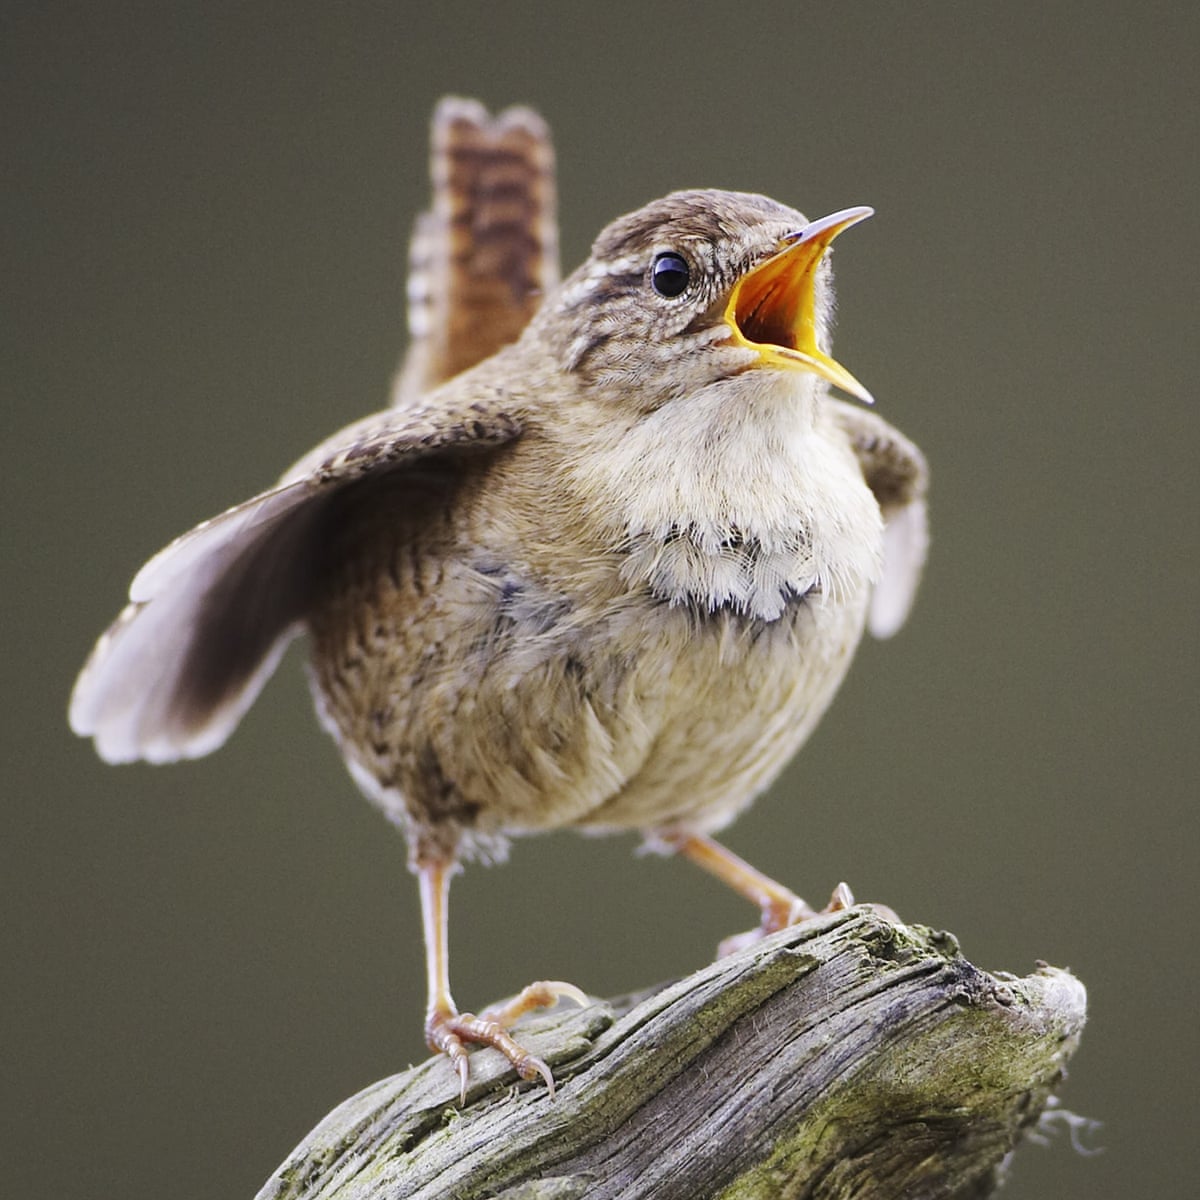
top-left (480, 979), bottom-right (590, 1026)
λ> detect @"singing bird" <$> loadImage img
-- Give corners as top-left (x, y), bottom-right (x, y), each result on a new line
top-left (70, 99), bottom-right (928, 1096)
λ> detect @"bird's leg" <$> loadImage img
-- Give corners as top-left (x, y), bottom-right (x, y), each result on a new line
top-left (668, 833), bottom-right (856, 956)
top-left (416, 858), bottom-right (584, 1101)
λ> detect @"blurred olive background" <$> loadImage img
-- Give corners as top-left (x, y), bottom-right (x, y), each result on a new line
top-left (5, 3), bottom-right (1195, 1197)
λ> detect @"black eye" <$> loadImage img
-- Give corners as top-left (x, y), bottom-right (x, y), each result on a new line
top-left (651, 252), bottom-right (690, 298)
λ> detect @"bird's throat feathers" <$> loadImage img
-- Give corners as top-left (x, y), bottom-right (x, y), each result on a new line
top-left (556, 372), bottom-right (883, 620)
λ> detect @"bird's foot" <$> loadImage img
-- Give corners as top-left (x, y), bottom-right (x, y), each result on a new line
top-left (717, 881), bottom-right (860, 957)
top-left (426, 980), bottom-right (589, 1102)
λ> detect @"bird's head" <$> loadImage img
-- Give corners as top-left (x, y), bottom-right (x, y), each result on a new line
top-left (529, 189), bottom-right (873, 412)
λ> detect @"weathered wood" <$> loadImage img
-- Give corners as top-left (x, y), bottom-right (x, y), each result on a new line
top-left (257, 910), bottom-right (1086, 1200)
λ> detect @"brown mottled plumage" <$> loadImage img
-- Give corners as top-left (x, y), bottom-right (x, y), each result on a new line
top-left (69, 102), bottom-right (927, 1096)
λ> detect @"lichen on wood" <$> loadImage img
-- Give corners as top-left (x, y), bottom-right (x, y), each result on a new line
top-left (257, 910), bottom-right (1086, 1200)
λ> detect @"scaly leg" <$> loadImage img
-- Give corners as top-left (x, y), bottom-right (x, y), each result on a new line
top-left (668, 833), bottom-right (857, 955)
top-left (417, 859), bottom-right (585, 1101)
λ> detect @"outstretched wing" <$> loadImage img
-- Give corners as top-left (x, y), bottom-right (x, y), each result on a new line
top-left (69, 393), bottom-right (521, 765)
top-left (393, 97), bottom-right (558, 404)
top-left (829, 400), bottom-right (930, 639)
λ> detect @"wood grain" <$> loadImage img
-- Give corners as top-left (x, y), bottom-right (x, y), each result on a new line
top-left (258, 910), bottom-right (1086, 1200)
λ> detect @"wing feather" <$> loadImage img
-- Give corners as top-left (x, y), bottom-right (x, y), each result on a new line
top-left (69, 394), bottom-right (522, 762)
top-left (828, 399), bottom-right (930, 639)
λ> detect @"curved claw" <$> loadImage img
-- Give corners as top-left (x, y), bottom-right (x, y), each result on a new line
top-left (540, 980), bottom-right (591, 1010)
top-left (521, 1052), bottom-right (556, 1099)
top-left (454, 1049), bottom-right (470, 1105)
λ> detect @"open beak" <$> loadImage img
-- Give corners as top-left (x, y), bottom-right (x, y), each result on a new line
top-left (724, 206), bottom-right (874, 404)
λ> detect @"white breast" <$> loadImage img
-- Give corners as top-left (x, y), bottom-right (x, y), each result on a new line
top-left (566, 372), bottom-right (884, 620)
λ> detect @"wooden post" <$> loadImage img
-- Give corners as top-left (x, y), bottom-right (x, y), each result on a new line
top-left (258, 910), bottom-right (1086, 1199)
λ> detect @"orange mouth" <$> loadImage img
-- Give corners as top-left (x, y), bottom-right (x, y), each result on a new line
top-left (725, 206), bottom-right (874, 404)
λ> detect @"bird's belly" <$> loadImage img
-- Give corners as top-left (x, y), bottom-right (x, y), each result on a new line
top-left (308, 535), bottom-right (870, 857)
top-left (569, 592), bottom-right (869, 835)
